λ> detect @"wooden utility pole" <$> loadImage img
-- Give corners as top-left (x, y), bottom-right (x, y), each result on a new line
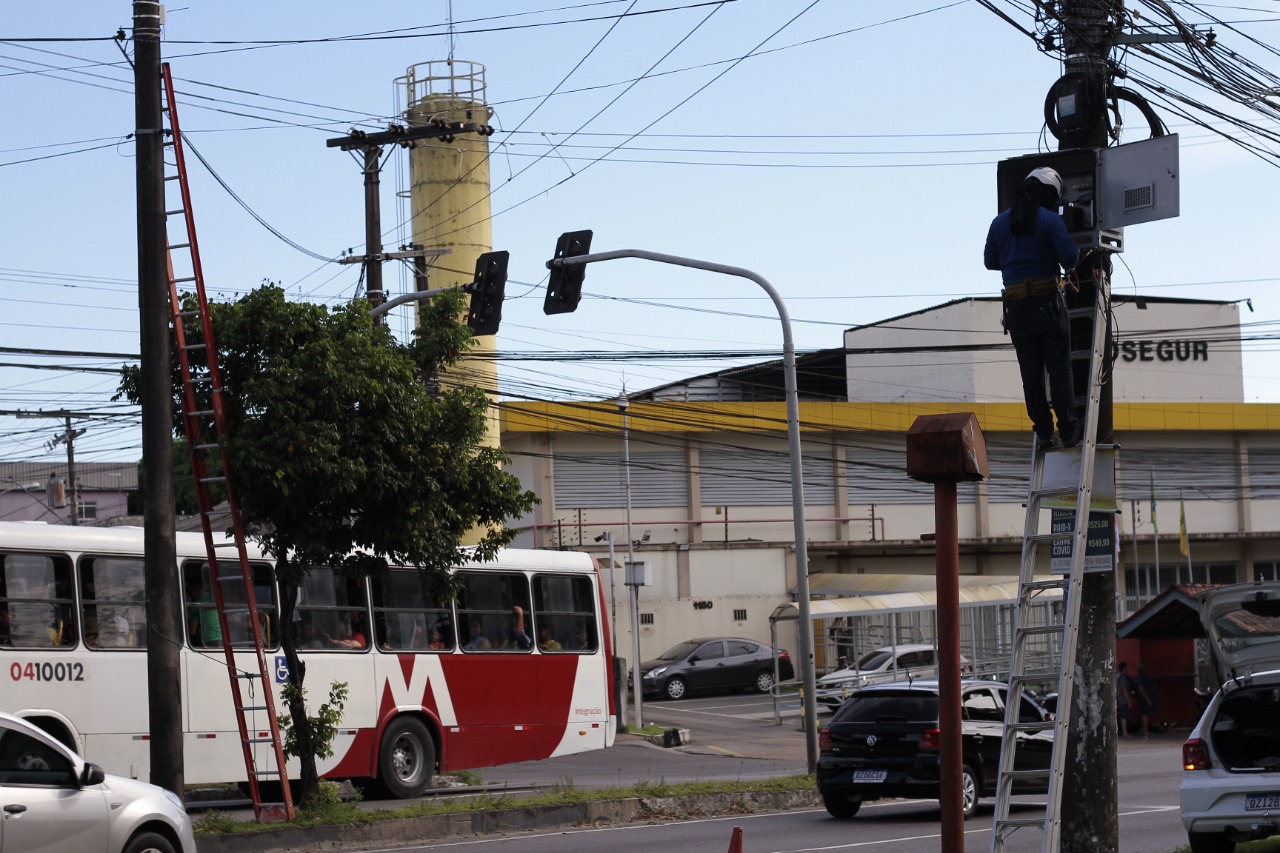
top-left (1057, 2), bottom-right (1118, 850)
top-left (134, 0), bottom-right (183, 798)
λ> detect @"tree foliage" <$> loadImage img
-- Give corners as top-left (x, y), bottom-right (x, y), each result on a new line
top-left (118, 285), bottom-right (537, 798)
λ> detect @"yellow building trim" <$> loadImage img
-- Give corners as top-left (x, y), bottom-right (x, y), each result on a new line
top-left (500, 400), bottom-right (1280, 434)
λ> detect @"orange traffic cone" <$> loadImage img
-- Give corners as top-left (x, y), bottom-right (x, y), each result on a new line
top-left (726, 826), bottom-right (743, 853)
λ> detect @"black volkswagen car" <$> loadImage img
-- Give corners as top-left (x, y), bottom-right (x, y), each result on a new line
top-left (637, 637), bottom-right (795, 699)
top-left (816, 680), bottom-right (1054, 819)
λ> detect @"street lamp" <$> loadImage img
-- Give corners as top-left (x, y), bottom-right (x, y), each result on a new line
top-left (546, 245), bottom-right (819, 772)
top-left (618, 390), bottom-right (644, 729)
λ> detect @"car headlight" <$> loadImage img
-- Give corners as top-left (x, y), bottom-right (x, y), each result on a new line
top-left (163, 788), bottom-right (183, 810)
top-left (644, 667), bottom-right (667, 679)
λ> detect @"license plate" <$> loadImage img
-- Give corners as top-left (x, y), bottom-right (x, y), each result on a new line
top-left (1246, 793), bottom-right (1280, 811)
top-left (853, 769), bottom-right (887, 783)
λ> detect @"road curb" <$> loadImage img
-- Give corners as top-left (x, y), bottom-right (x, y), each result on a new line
top-left (196, 789), bottom-right (820, 853)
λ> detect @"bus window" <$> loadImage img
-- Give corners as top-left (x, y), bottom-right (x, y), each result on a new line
top-left (80, 556), bottom-right (145, 649)
top-left (0, 552), bottom-right (75, 649)
top-left (533, 574), bottom-right (598, 653)
top-left (295, 568), bottom-right (369, 652)
top-left (182, 561), bottom-right (278, 650)
top-left (457, 572), bottom-right (531, 652)
top-left (370, 568), bottom-right (454, 652)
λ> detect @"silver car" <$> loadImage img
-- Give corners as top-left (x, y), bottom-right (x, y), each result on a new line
top-left (816, 644), bottom-right (972, 711)
top-left (1180, 581), bottom-right (1280, 853)
top-left (0, 711), bottom-right (196, 853)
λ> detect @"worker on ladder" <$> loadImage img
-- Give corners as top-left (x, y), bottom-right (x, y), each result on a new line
top-left (984, 166), bottom-right (1081, 450)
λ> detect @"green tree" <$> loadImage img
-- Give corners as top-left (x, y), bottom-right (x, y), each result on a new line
top-left (118, 285), bottom-right (536, 800)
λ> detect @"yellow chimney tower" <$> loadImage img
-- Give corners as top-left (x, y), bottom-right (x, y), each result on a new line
top-left (400, 61), bottom-right (500, 543)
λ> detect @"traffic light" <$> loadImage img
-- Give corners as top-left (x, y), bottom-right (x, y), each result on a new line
top-left (543, 230), bottom-right (592, 315)
top-left (465, 250), bottom-right (508, 336)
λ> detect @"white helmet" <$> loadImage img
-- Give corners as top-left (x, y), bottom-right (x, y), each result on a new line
top-left (1026, 166), bottom-right (1063, 197)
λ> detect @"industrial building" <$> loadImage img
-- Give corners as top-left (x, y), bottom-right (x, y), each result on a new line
top-left (501, 294), bottom-right (1280, 677)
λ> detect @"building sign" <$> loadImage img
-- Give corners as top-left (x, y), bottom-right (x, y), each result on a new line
top-left (1050, 510), bottom-right (1116, 574)
top-left (1114, 339), bottom-right (1209, 363)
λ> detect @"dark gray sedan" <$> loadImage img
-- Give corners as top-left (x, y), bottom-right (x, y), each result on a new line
top-left (637, 637), bottom-right (795, 700)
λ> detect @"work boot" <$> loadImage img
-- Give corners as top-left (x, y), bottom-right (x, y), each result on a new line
top-left (1059, 422), bottom-right (1081, 448)
top-left (1035, 429), bottom-right (1057, 449)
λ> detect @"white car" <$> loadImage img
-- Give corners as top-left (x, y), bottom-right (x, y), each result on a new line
top-left (0, 711), bottom-right (196, 853)
top-left (815, 644), bottom-right (972, 710)
top-left (1180, 581), bottom-right (1280, 853)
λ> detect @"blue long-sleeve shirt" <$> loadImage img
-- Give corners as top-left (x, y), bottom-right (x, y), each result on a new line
top-left (984, 207), bottom-right (1079, 283)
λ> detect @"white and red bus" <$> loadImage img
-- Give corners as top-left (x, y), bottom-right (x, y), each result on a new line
top-left (0, 521), bottom-right (616, 798)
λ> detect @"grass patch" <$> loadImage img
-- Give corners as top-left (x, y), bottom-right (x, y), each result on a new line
top-left (617, 723), bottom-right (668, 735)
top-left (192, 774), bottom-right (816, 836)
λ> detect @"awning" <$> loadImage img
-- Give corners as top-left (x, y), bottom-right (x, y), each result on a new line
top-left (769, 580), bottom-right (1060, 623)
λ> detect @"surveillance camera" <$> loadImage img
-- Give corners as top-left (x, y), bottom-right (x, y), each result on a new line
top-left (594, 532), bottom-right (608, 542)
top-left (640, 530), bottom-right (652, 542)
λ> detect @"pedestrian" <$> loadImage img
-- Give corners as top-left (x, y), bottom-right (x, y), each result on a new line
top-left (1135, 663), bottom-right (1158, 738)
top-left (984, 166), bottom-right (1082, 449)
top-left (1117, 661), bottom-right (1135, 738)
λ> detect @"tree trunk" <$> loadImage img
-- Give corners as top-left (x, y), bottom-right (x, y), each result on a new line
top-left (277, 567), bottom-right (320, 803)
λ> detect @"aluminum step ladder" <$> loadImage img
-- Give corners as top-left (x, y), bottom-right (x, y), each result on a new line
top-left (160, 62), bottom-right (295, 822)
top-left (989, 280), bottom-right (1109, 853)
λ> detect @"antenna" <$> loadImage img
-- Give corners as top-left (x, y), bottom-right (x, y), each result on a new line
top-left (448, 0), bottom-right (456, 63)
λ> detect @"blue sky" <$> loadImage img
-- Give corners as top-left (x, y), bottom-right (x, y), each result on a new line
top-left (2, 0), bottom-right (1278, 466)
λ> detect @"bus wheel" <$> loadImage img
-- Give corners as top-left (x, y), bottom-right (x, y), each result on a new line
top-left (378, 717), bottom-right (435, 799)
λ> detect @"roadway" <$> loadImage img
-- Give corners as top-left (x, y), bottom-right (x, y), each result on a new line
top-left (355, 691), bottom-right (1189, 852)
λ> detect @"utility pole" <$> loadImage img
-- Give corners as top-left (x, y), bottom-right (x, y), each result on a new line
top-left (134, 0), bottom-right (183, 799)
top-left (327, 121), bottom-right (491, 324)
top-left (54, 416), bottom-right (83, 526)
top-left (1057, 3), bottom-right (1117, 850)
top-left (12, 410), bottom-right (87, 525)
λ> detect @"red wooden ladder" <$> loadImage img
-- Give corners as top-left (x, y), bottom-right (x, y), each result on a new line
top-left (160, 62), bottom-right (295, 822)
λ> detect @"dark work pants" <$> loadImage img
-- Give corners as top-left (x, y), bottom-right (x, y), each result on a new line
top-left (1005, 294), bottom-right (1077, 440)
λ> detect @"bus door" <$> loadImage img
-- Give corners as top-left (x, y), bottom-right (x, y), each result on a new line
top-left (448, 571), bottom-right (539, 768)
top-left (530, 573), bottom-right (609, 756)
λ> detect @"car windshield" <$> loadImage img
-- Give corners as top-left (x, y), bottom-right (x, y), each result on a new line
top-left (833, 692), bottom-right (937, 723)
top-left (656, 640), bottom-right (701, 661)
top-left (856, 650), bottom-right (893, 671)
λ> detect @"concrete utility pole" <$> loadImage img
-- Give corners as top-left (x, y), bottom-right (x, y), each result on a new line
top-left (327, 120), bottom-right (490, 324)
top-left (133, 0), bottom-right (183, 798)
top-left (12, 410), bottom-right (87, 524)
top-left (1057, 3), bottom-right (1118, 850)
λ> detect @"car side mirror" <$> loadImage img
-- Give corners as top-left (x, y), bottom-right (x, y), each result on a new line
top-left (689, 656), bottom-right (700, 665)
top-left (81, 763), bottom-right (106, 786)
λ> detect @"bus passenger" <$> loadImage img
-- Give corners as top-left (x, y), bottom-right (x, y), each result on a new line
top-left (187, 579), bottom-right (223, 647)
top-left (428, 626), bottom-right (448, 650)
top-left (503, 606), bottom-right (532, 650)
top-left (574, 625), bottom-right (592, 650)
top-left (537, 624), bottom-right (561, 651)
top-left (464, 617), bottom-right (491, 650)
top-left (297, 620), bottom-right (324, 649)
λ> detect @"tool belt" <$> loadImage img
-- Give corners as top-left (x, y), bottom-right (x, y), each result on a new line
top-left (1001, 276), bottom-right (1064, 301)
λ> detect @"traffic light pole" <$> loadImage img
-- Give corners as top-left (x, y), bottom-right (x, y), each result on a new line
top-left (547, 247), bottom-right (820, 773)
